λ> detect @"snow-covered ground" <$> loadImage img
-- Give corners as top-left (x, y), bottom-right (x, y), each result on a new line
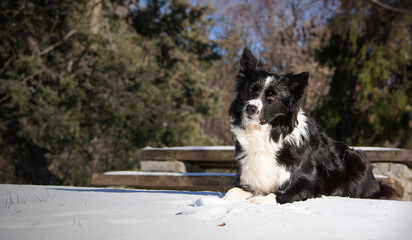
top-left (1, 184), bottom-right (411, 240)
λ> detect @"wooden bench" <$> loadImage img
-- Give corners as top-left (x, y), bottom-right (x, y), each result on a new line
top-left (91, 172), bottom-right (400, 193)
top-left (91, 146), bottom-right (411, 193)
top-left (92, 172), bottom-right (236, 192)
top-left (135, 146), bottom-right (412, 168)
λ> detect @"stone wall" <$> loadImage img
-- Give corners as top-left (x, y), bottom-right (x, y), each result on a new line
top-left (372, 163), bottom-right (412, 201)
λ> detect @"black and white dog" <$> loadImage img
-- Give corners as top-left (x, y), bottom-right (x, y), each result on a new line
top-left (223, 47), bottom-right (396, 204)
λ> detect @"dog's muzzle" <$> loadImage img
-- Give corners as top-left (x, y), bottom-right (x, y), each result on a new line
top-left (244, 100), bottom-right (268, 124)
top-left (245, 104), bottom-right (259, 116)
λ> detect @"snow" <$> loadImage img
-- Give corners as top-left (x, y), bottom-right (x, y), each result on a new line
top-left (143, 146), bottom-right (403, 151)
top-left (1, 184), bottom-right (412, 240)
top-left (104, 171), bottom-right (391, 179)
top-left (104, 171), bottom-right (236, 177)
top-left (351, 146), bottom-right (403, 151)
top-left (143, 146), bottom-right (235, 150)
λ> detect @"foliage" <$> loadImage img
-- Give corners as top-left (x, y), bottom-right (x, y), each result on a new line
top-left (204, 0), bottom-right (334, 144)
top-left (0, 0), bottom-right (221, 185)
top-left (315, 0), bottom-right (412, 148)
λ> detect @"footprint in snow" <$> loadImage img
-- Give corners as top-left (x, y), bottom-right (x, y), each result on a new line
top-left (177, 196), bottom-right (231, 220)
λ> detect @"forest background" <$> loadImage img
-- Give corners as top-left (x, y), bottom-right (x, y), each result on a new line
top-left (1, 0), bottom-right (411, 186)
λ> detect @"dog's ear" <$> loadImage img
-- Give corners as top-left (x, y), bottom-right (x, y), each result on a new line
top-left (288, 72), bottom-right (309, 100)
top-left (239, 47), bottom-right (261, 75)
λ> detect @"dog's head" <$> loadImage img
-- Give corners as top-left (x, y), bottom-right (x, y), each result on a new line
top-left (229, 47), bottom-right (309, 127)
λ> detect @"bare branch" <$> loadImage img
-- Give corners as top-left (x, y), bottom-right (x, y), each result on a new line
top-left (38, 29), bottom-right (77, 56)
top-left (0, 55), bottom-right (16, 74)
top-left (371, 0), bottom-right (412, 15)
top-left (105, 23), bottom-right (116, 50)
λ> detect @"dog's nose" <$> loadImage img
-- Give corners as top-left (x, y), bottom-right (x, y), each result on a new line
top-left (245, 104), bottom-right (258, 116)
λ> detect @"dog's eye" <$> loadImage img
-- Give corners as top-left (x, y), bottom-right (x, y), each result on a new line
top-left (248, 86), bottom-right (254, 96)
top-left (266, 95), bottom-right (276, 101)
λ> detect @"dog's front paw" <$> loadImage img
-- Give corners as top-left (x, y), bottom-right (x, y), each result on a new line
top-left (275, 191), bottom-right (289, 204)
top-left (248, 193), bottom-right (277, 205)
top-left (223, 187), bottom-right (253, 201)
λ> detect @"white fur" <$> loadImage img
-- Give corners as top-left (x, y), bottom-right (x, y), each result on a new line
top-left (231, 120), bottom-right (291, 196)
top-left (248, 193), bottom-right (278, 205)
top-left (222, 187), bottom-right (253, 201)
top-left (284, 109), bottom-right (309, 147)
top-left (264, 76), bottom-right (274, 87)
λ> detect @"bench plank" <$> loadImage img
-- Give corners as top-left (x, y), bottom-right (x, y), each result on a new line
top-left (91, 172), bottom-right (400, 194)
top-left (137, 147), bottom-right (412, 168)
top-left (360, 149), bottom-right (412, 166)
top-left (91, 173), bottom-right (235, 192)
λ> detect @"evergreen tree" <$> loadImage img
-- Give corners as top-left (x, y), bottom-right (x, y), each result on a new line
top-left (0, 0), bottom-right (221, 185)
top-left (315, 0), bottom-right (412, 148)
top-left (129, 0), bottom-right (221, 146)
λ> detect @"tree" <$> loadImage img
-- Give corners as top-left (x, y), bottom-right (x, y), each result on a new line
top-left (315, 0), bottom-right (412, 148)
top-left (203, 0), bottom-right (333, 144)
top-left (0, 0), bottom-right (221, 185)
top-left (129, 0), bottom-right (221, 145)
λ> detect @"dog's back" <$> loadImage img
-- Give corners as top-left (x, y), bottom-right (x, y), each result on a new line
top-left (273, 118), bottom-right (397, 204)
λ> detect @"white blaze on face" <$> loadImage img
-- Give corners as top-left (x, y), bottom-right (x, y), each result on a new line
top-left (264, 76), bottom-right (274, 88)
top-left (244, 76), bottom-right (274, 123)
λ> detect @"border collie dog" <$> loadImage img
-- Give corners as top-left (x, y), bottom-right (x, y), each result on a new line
top-left (223, 47), bottom-right (396, 205)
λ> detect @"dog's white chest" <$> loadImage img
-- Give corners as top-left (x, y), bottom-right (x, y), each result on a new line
top-left (231, 124), bottom-right (291, 195)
